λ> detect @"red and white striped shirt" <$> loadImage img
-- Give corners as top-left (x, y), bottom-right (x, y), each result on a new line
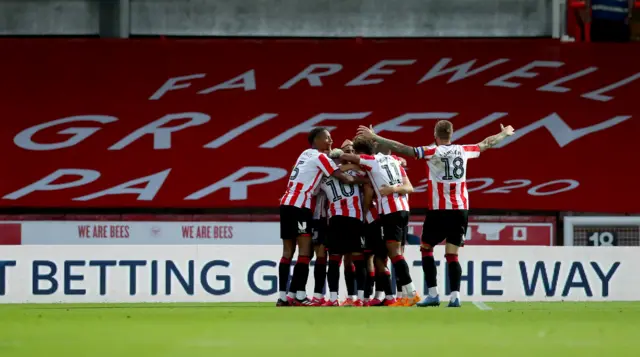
top-left (414, 144), bottom-right (480, 210)
top-left (280, 149), bottom-right (339, 209)
top-left (312, 191), bottom-right (328, 220)
top-left (358, 153), bottom-right (410, 215)
top-left (365, 201), bottom-right (380, 224)
top-left (320, 170), bottom-right (364, 220)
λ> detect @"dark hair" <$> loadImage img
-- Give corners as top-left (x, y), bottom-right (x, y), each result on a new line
top-left (435, 120), bottom-right (453, 141)
top-left (308, 127), bottom-right (328, 146)
top-left (353, 137), bottom-right (374, 155)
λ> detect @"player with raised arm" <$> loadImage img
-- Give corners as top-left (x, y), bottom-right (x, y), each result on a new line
top-left (356, 121), bottom-right (515, 307)
top-left (277, 127), bottom-right (368, 307)
top-left (340, 138), bottom-right (420, 307)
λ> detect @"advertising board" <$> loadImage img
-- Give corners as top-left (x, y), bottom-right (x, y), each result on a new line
top-left (0, 246), bottom-right (629, 303)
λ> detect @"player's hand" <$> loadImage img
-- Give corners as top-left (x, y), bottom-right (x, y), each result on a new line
top-left (397, 157), bottom-right (408, 167)
top-left (378, 185), bottom-right (396, 196)
top-left (356, 125), bottom-right (375, 139)
top-left (500, 124), bottom-right (515, 136)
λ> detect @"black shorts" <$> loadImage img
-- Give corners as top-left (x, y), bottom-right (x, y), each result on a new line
top-left (312, 218), bottom-right (328, 246)
top-left (279, 205), bottom-right (313, 240)
top-left (380, 211), bottom-right (409, 243)
top-left (364, 220), bottom-right (384, 256)
top-left (327, 216), bottom-right (365, 255)
top-left (421, 209), bottom-right (469, 248)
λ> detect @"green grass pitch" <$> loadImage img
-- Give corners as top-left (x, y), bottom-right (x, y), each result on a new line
top-left (0, 302), bottom-right (638, 357)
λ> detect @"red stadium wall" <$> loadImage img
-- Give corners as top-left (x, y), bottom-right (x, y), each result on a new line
top-left (0, 39), bottom-right (638, 214)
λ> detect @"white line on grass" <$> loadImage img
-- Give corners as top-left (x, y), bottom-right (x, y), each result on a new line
top-left (472, 301), bottom-right (493, 310)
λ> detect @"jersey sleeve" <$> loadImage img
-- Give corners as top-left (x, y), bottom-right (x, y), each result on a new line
top-left (314, 153), bottom-right (339, 176)
top-left (399, 166), bottom-right (408, 178)
top-left (414, 145), bottom-right (437, 160)
top-left (358, 154), bottom-right (377, 171)
top-left (462, 145), bottom-right (481, 159)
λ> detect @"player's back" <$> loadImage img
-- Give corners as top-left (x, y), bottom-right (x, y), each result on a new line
top-left (320, 170), bottom-right (364, 220)
top-left (420, 144), bottom-right (480, 210)
top-left (359, 153), bottom-right (409, 214)
top-left (281, 148), bottom-right (337, 209)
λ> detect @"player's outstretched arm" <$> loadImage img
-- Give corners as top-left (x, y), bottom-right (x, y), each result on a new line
top-left (478, 124), bottom-right (515, 152)
top-left (356, 125), bottom-right (417, 158)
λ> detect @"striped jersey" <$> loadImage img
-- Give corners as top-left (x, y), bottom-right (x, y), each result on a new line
top-left (414, 144), bottom-right (480, 210)
top-left (280, 149), bottom-right (339, 209)
top-left (365, 201), bottom-right (380, 224)
top-left (358, 153), bottom-right (410, 214)
top-left (312, 191), bottom-right (328, 220)
top-left (320, 170), bottom-right (364, 220)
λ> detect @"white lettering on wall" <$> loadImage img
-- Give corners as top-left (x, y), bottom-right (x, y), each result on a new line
top-left (14, 115), bottom-right (118, 151)
top-left (581, 73), bottom-right (640, 102)
top-left (537, 67), bottom-right (598, 93)
top-left (198, 70), bottom-right (256, 94)
top-left (373, 113), bottom-right (457, 135)
top-left (73, 169), bottom-right (171, 201)
top-left (204, 114), bottom-right (278, 149)
top-left (185, 166), bottom-right (287, 200)
top-left (346, 60), bottom-right (416, 86)
top-left (280, 64), bottom-right (343, 89)
top-left (109, 112), bottom-right (210, 150)
top-left (260, 112), bottom-right (370, 148)
top-left (495, 113), bottom-right (632, 148)
top-left (418, 58), bottom-right (509, 84)
top-left (149, 74), bottom-right (206, 100)
top-left (486, 61), bottom-right (564, 88)
top-left (3, 169), bottom-right (100, 200)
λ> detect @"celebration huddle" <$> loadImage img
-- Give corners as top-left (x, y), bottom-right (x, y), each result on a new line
top-left (277, 121), bottom-right (515, 308)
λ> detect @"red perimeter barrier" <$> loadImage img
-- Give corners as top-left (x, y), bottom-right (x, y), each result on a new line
top-left (0, 39), bottom-right (638, 213)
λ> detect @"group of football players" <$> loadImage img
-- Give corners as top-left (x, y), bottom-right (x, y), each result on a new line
top-left (277, 121), bottom-right (515, 307)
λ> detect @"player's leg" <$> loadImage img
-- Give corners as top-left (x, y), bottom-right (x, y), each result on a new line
top-left (311, 219), bottom-right (328, 306)
top-left (289, 208), bottom-right (314, 306)
top-left (373, 256), bottom-right (395, 306)
top-left (342, 255), bottom-right (356, 306)
top-left (384, 212), bottom-right (419, 306)
top-left (364, 253), bottom-right (375, 305)
top-left (324, 253), bottom-right (342, 306)
top-left (367, 220), bottom-right (391, 306)
top-left (362, 221), bottom-right (377, 305)
top-left (277, 206), bottom-right (297, 306)
top-left (352, 253), bottom-right (367, 306)
top-left (347, 219), bottom-right (366, 306)
top-left (343, 253), bottom-right (365, 306)
top-left (278, 240), bottom-right (296, 306)
top-left (417, 211), bottom-right (446, 307)
top-left (312, 244), bottom-right (327, 305)
top-left (444, 210), bottom-right (468, 308)
top-left (323, 216), bottom-right (342, 306)
top-left (395, 242), bottom-right (406, 299)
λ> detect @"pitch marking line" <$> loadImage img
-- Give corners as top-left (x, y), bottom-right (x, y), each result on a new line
top-left (472, 301), bottom-right (493, 310)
